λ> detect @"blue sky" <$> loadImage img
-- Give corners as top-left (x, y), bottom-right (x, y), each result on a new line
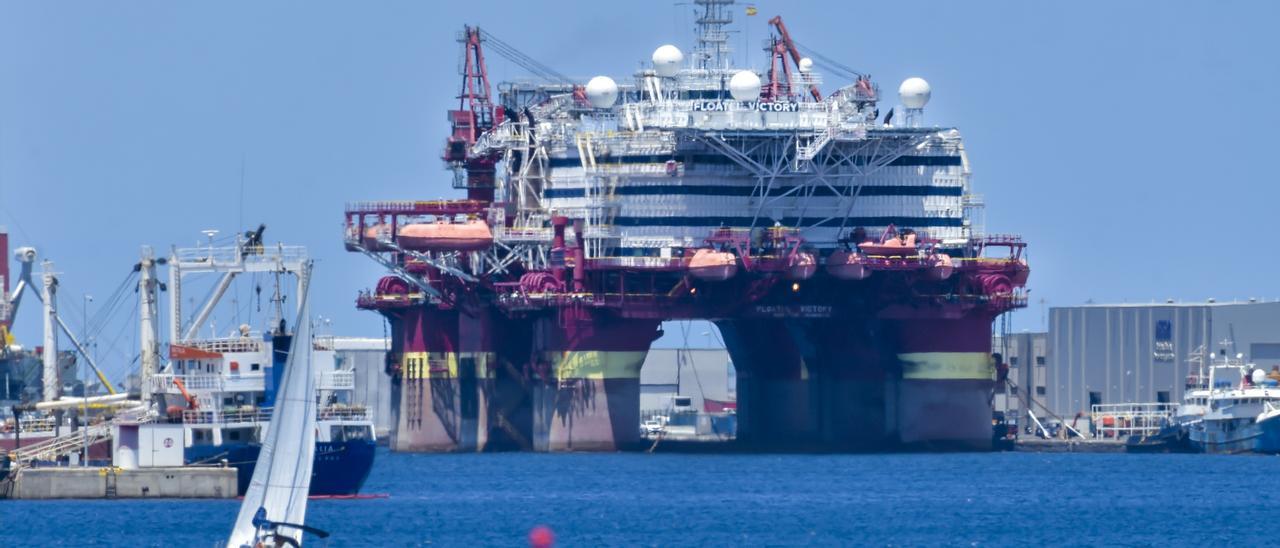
top-left (1, 1), bottom-right (1276, 379)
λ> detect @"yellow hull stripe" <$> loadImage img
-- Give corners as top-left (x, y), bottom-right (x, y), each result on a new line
top-left (402, 352), bottom-right (493, 380)
top-left (899, 352), bottom-right (993, 381)
top-left (545, 351), bottom-right (648, 380)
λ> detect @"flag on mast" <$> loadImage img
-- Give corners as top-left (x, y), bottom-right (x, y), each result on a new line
top-left (746, 5), bottom-right (758, 16)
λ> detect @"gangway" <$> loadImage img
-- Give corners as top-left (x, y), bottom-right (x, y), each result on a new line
top-left (9, 422), bottom-right (112, 467)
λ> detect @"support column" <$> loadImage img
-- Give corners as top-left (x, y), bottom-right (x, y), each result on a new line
top-left (786, 318), bottom-right (896, 450)
top-left (716, 319), bottom-right (817, 447)
top-left (530, 309), bottom-right (659, 452)
top-left (388, 306), bottom-right (492, 452)
top-left (892, 316), bottom-right (996, 450)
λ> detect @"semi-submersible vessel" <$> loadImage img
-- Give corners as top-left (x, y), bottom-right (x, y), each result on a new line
top-left (344, 0), bottom-right (1029, 452)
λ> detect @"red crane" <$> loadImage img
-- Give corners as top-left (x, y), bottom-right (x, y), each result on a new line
top-left (765, 16), bottom-right (821, 102)
top-left (445, 25), bottom-right (503, 202)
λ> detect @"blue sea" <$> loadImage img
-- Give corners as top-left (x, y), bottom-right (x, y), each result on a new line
top-left (2, 448), bottom-right (1277, 546)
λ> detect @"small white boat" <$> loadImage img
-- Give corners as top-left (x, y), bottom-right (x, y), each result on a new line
top-left (227, 262), bottom-right (329, 547)
top-left (1186, 354), bottom-right (1280, 455)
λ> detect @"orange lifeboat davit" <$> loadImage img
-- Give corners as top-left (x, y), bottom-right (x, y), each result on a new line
top-left (786, 252), bottom-right (817, 280)
top-left (345, 223), bottom-right (393, 251)
top-left (397, 219), bottom-right (494, 252)
top-left (928, 253), bottom-right (954, 281)
top-left (826, 250), bottom-right (870, 280)
top-left (688, 249), bottom-right (738, 281)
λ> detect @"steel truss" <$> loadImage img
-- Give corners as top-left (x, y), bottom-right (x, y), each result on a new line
top-left (694, 130), bottom-right (944, 242)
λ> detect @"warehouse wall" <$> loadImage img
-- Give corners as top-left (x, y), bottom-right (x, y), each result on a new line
top-left (1041, 302), bottom-right (1280, 418)
top-left (333, 337), bottom-right (393, 440)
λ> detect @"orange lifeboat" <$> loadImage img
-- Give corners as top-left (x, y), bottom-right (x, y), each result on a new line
top-left (397, 219), bottom-right (494, 252)
top-left (928, 254), bottom-right (954, 281)
top-left (858, 232), bottom-right (917, 257)
top-left (1010, 258), bottom-right (1031, 286)
top-left (786, 252), bottom-right (817, 280)
top-left (826, 249), bottom-right (870, 280)
top-left (688, 249), bottom-right (738, 281)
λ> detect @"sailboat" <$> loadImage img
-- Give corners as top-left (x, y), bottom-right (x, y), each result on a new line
top-left (227, 261), bottom-right (329, 547)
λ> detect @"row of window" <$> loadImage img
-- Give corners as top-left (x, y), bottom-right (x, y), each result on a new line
top-left (174, 360), bottom-right (262, 373)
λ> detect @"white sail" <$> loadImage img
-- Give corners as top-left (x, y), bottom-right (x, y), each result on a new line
top-left (228, 262), bottom-right (317, 547)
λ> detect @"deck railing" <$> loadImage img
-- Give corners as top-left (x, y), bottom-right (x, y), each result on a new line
top-left (1090, 403), bottom-right (1178, 439)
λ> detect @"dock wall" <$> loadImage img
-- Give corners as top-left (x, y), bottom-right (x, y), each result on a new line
top-left (7, 466), bottom-right (237, 499)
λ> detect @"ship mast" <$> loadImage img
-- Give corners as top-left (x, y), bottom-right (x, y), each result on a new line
top-left (693, 0), bottom-right (734, 70)
top-left (138, 247), bottom-right (161, 404)
top-left (41, 261), bottom-right (59, 403)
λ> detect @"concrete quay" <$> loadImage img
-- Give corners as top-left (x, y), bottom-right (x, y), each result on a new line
top-left (1014, 438), bottom-right (1126, 453)
top-left (2, 466), bottom-right (237, 499)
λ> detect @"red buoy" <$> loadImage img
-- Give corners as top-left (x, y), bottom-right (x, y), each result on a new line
top-left (528, 525), bottom-right (555, 548)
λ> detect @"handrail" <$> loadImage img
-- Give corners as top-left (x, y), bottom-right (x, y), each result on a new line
top-left (1090, 403), bottom-right (1178, 439)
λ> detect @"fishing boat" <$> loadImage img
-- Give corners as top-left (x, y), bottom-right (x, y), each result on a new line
top-left (228, 261), bottom-right (329, 547)
top-left (1186, 353), bottom-right (1280, 454)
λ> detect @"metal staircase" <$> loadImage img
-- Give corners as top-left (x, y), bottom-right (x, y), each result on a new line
top-left (10, 423), bottom-right (113, 467)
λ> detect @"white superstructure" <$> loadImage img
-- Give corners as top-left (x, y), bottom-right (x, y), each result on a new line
top-left (471, 1), bottom-right (980, 267)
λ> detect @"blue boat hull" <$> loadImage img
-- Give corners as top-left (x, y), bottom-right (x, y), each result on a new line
top-left (186, 439), bottom-right (377, 496)
top-left (1256, 416), bottom-right (1280, 454)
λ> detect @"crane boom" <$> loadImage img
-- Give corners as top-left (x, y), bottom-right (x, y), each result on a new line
top-left (767, 16), bottom-right (821, 101)
top-left (446, 25), bottom-right (575, 202)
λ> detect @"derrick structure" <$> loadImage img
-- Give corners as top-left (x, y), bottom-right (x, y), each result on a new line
top-left (346, 2), bottom-right (1029, 452)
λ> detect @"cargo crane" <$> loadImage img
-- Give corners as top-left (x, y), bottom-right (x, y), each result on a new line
top-left (445, 26), bottom-right (577, 202)
top-left (445, 25), bottom-right (501, 202)
top-left (765, 16), bottom-right (879, 107)
top-left (764, 16), bottom-right (820, 102)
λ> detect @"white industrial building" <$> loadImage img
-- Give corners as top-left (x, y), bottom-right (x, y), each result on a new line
top-left (639, 347), bottom-right (735, 416)
top-left (333, 337), bottom-right (394, 440)
top-left (1045, 300), bottom-right (1280, 418)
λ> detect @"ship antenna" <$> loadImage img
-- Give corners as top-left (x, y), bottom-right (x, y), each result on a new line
top-left (692, 0), bottom-right (735, 70)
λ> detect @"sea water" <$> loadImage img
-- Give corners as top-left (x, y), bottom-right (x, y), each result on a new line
top-left (2, 448), bottom-right (1276, 546)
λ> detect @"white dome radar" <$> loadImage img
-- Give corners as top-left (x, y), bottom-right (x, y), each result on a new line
top-left (898, 77), bottom-right (931, 109)
top-left (652, 45), bottom-right (684, 77)
top-left (798, 57), bottom-right (814, 74)
top-left (728, 70), bottom-right (762, 102)
top-left (585, 76), bottom-right (619, 109)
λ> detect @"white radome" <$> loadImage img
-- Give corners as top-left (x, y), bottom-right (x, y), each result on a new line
top-left (798, 57), bottom-right (814, 73)
top-left (728, 70), bottom-right (762, 101)
top-left (652, 45), bottom-right (684, 77)
top-left (898, 77), bottom-right (931, 109)
top-left (585, 76), bottom-right (619, 108)
top-left (1253, 369), bottom-right (1267, 385)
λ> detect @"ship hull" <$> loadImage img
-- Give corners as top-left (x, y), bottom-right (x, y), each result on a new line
top-left (186, 439), bottom-right (377, 496)
top-left (1189, 420), bottom-right (1262, 455)
top-left (1254, 415), bottom-right (1280, 454)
